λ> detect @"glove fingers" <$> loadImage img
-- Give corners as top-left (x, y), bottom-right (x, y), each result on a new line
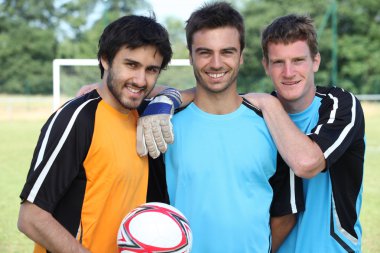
top-left (160, 120), bottom-right (174, 144)
top-left (138, 114), bottom-right (174, 158)
top-left (143, 120), bottom-right (160, 159)
top-left (151, 120), bottom-right (167, 153)
top-left (136, 119), bottom-right (148, 157)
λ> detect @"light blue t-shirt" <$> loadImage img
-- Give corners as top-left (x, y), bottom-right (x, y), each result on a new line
top-left (278, 86), bottom-right (364, 253)
top-left (165, 101), bottom-right (303, 253)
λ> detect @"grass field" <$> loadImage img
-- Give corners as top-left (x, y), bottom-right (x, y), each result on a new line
top-left (0, 97), bottom-right (379, 252)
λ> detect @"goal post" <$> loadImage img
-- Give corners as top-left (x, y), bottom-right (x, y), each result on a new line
top-left (53, 59), bottom-right (97, 110)
top-left (52, 58), bottom-right (192, 111)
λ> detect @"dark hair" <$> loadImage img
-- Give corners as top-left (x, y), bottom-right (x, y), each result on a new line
top-left (261, 14), bottom-right (319, 61)
top-left (97, 15), bottom-right (172, 78)
top-left (185, 2), bottom-right (245, 53)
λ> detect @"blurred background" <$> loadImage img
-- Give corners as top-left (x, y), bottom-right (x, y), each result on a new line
top-left (0, 0), bottom-right (379, 98)
top-left (0, 0), bottom-right (379, 252)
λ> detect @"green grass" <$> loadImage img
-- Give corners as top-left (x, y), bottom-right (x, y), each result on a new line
top-left (0, 120), bottom-right (42, 252)
top-left (0, 102), bottom-right (379, 252)
top-left (361, 102), bottom-right (380, 253)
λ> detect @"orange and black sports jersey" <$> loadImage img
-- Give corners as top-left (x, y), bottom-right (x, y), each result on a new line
top-left (20, 90), bottom-right (168, 253)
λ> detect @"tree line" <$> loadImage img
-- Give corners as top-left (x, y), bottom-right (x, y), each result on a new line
top-left (0, 0), bottom-right (379, 95)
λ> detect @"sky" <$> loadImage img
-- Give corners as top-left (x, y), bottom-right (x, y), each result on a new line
top-left (147, 0), bottom-right (208, 22)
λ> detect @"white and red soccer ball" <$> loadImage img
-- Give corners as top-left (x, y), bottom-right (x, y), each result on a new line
top-left (117, 202), bottom-right (192, 253)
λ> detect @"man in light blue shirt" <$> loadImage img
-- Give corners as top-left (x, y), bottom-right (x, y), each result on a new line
top-left (164, 3), bottom-right (305, 252)
top-left (245, 14), bottom-right (365, 252)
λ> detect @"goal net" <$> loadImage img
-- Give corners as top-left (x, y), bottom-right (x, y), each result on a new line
top-left (52, 58), bottom-right (194, 110)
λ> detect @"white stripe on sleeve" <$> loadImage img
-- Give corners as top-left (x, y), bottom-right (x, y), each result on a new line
top-left (324, 93), bottom-right (356, 158)
top-left (28, 98), bottom-right (99, 203)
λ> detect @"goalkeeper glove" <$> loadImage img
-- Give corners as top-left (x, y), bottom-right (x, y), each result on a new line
top-left (136, 88), bottom-right (182, 158)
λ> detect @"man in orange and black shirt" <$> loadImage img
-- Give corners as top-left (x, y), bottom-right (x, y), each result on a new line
top-left (18, 15), bottom-right (174, 253)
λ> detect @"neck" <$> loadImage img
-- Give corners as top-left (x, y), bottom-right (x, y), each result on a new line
top-left (97, 81), bottom-right (131, 114)
top-left (278, 87), bottom-right (316, 114)
top-left (194, 88), bottom-right (242, 114)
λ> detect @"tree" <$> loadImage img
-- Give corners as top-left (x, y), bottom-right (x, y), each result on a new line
top-left (56, 0), bottom-right (151, 95)
top-left (165, 17), bottom-right (188, 59)
top-left (1, 0), bottom-right (379, 94)
top-left (57, 0), bottom-right (150, 58)
top-left (0, 0), bottom-right (57, 93)
top-left (337, 0), bottom-right (380, 93)
top-left (0, 0), bottom-right (150, 94)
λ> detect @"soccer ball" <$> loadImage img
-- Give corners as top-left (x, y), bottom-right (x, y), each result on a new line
top-left (117, 202), bottom-right (192, 253)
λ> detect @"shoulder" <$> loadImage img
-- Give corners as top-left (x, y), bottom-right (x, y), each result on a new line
top-left (172, 102), bottom-right (192, 118)
top-left (45, 90), bottom-right (101, 135)
top-left (240, 98), bottom-right (262, 114)
top-left (59, 90), bottom-right (101, 119)
top-left (316, 86), bottom-right (363, 115)
top-left (316, 86), bottom-right (360, 102)
top-left (62, 90), bottom-right (101, 113)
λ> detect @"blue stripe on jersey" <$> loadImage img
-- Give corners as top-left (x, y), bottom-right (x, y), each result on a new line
top-left (165, 102), bottom-right (278, 253)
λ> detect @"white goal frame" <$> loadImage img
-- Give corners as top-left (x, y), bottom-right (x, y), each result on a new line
top-left (52, 58), bottom-right (190, 111)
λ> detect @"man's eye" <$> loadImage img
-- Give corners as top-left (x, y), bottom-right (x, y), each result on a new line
top-left (147, 67), bottom-right (160, 74)
top-left (223, 50), bottom-right (234, 55)
top-left (199, 51), bottom-right (210, 55)
top-left (127, 62), bottom-right (137, 68)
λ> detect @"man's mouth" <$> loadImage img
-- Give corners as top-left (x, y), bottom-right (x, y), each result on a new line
top-left (206, 72), bottom-right (227, 79)
top-left (282, 80), bottom-right (301, 85)
top-left (126, 85), bottom-right (145, 94)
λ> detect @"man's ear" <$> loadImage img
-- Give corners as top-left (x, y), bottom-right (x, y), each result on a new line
top-left (240, 49), bottom-right (244, 65)
top-left (189, 52), bottom-right (193, 66)
top-left (100, 56), bottom-right (110, 71)
top-left (262, 57), bottom-right (269, 75)
top-left (313, 52), bottom-right (321, 73)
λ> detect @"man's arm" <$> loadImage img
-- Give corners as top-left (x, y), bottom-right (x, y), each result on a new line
top-left (178, 87), bottom-right (196, 107)
top-left (75, 84), bottom-right (196, 159)
top-left (244, 93), bottom-right (325, 178)
top-left (18, 201), bottom-right (90, 253)
top-left (76, 83), bottom-right (98, 97)
top-left (76, 83), bottom-right (195, 105)
top-left (150, 86), bottom-right (195, 104)
top-left (270, 214), bottom-right (296, 252)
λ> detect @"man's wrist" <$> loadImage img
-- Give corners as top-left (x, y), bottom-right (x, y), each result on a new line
top-left (157, 88), bottom-right (182, 109)
top-left (262, 95), bottom-right (282, 113)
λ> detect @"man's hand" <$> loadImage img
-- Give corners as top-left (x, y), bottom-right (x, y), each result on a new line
top-left (242, 92), bottom-right (270, 109)
top-left (76, 83), bottom-right (98, 97)
top-left (137, 88), bottom-right (182, 158)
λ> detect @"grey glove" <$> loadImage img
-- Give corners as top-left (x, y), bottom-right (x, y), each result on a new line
top-left (137, 88), bottom-right (182, 158)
